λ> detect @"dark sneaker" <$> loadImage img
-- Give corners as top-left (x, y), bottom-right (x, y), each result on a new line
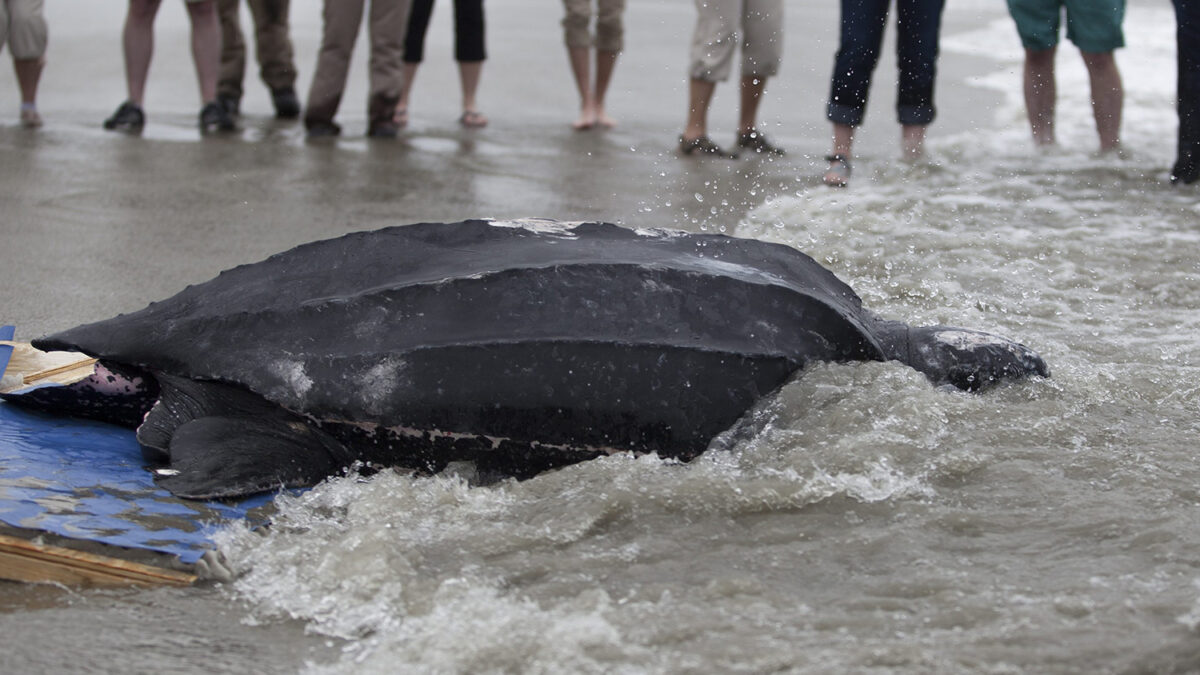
top-left (272, 87), bottom-right (301, 119)
top-left (737, 129), bottom-right (785, 156)
top-left (305, 119), bottom-right (341, 138)
top-left (367, 120), bottom-right (399, 138)
top-left (679, 134), bottom-right (736, 158)
top-left (103, 101), bottom-right (145, 133)
top-left (199, 101), bottom-right (236, 133)
top-left (217, 94), bottom-right (240, 117)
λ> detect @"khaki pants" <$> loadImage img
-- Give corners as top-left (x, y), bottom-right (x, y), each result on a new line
top-left (689, 0), bottom-right (783, 82)
top-left (0, 0), bottom-right (48, 60)
top-left (562, 0), bottom-right (625, 52)
top-left (217, 0), bottom-right (297, 100)
top-left (305, 0), bottom-right (412, 125)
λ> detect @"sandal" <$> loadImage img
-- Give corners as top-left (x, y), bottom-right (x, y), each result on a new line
top-left (737, 129), bottom-right (785, 156)
top-left (459, 110), bottom-right (488, 128)
top-left (679, 135), bottom-right (737, 158)
top-left (823, 154), bottom-right (852, 187)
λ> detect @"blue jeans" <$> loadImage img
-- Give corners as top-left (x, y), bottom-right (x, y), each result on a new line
top-left (1173, 0), bottom-right (1199, 183)
top-left (826, 0), bottom-right (946, 127)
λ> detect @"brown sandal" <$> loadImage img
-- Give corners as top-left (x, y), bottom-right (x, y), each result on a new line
top-left (459, 110), bottom-right (488, 128)
top-left (679, 135), bottom-right (737, 158)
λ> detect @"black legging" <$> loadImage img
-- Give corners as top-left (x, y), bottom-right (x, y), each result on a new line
top-left (403, 0), bottom-right (486, 64)
top-left (1174, 0), bottom-right (1199, 183)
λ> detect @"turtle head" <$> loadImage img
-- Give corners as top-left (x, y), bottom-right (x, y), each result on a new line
top-left (890, 325), bottom-right (1050, 392)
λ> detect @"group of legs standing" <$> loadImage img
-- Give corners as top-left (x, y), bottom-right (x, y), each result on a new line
top-left (5, 0), bottom-right (1195, 185)
top-left (678, 0), bottom-right (1139, 188)
top-left (674, 0), bottom-right (946, 182)
top-left (303, 0), bottom-right (635, 137)
top-left (397, 0), bottom-right (486, 130)
top-left (102, 0), bottom-right (228, 133)
top-left (101, 0), bottom-right (296, 134)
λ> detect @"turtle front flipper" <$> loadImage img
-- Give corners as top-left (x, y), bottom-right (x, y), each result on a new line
top-left (874, 320), bottom-right (1050, 392)
top-left (138, 375), bottom-right (354, 499)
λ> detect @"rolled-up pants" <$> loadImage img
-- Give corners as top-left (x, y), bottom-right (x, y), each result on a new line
top-left (688, 0), bottom-right (783, 82)
top-left (562, 0), bottom-right (625, 53)
top-left (405, 0), bottom-right (486, 63)
top-left (0, 0), bottom-right (48, 61)
top-left (827, 0), bottom-right (945, 127)
top-left (305, 0), bottom-right (411, 126)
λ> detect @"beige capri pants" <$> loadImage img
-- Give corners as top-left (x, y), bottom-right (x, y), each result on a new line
top-left (0, 0), bottom-right (47, 60)
top-left (562, 0), bottom-right (625, 53)
top-left (689, 0), bottom-right (782, 82)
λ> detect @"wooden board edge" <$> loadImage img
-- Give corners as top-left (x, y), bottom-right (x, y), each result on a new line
top-left (0, 341), bottom-right (97, 394)
top-left (0, 533), bottom-right (196, 587)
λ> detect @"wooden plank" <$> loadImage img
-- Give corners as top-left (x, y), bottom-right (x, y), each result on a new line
top-left (0, 534), bottom-right (196, 587)
top-left (21, 357), bottom-right (99, 386)
top-left (0, 341), bottom-right (96, 394)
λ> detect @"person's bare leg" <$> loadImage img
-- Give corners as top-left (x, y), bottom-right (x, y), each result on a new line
top-left (1023, 47), bottom-right (1057, 147)
top-left (124, 0), bottom-right (162, 106)
top-left (683, 77), bottom-right (716, 141)
top-left (737, 75), bottom-right (766, 135)
top-left (592, 48), bottom-right (618, 128)
top-left (901, 124), bottom-right (926, 160)
top-left (396, 62), bottom-right (417, 125)
top-left (14, 57), bottom-right (45, 126)
top-left (1081, 50), bottom-right (1123, 152)
top-left (186, 0), bottom-right (222, 103)
top-left (458, 60), bottom-right (487, 126)
top-left (567, 45), bottom-right (594, 129)
top-left (824, 122), bottom-right (855, 186)
top-left (14, 58), bottom-right (43, 105)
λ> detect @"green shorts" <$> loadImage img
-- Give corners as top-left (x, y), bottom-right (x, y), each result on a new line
top-left (1006, 0), bottom-right (1125, 53)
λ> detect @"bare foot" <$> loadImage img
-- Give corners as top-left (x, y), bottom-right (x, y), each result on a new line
top-left (573, 109), bottom-right (596, 130)
top-left (1098, 142), bottom-right (1127, 159)
top-left (595, 111), bottom-right (617, 129)
top-left (394, 106), bottom-right (408, 128)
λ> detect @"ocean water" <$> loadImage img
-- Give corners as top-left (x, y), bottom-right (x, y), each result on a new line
top-left (202, 7), bottom-right (1200, 675)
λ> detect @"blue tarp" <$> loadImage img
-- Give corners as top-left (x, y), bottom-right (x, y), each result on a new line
top-left (0, 328), bottom-right (273, 564)
top-left (0, 325), bottom-right (13, 374)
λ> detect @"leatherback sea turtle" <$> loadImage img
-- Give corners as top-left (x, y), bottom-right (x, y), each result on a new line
top-left (2, 219), bottom-right (1048, 499)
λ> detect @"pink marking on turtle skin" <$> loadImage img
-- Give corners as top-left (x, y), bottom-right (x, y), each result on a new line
top-left (83, 362), bottom-right (151, 397)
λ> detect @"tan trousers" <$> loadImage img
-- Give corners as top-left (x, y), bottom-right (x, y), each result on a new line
top-left (0, 0), bottom-right (48, 60)
top-left (305, 0), bottom-right (412, 125)
top-left (562, 0), bottom-right (625, 52)
top-left (217, 0), bottom-right (297, 99)
top-left (689, 0), bottom-right (783, 82)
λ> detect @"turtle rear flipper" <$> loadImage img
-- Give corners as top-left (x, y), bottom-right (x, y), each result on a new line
top-left (139, 376), bottom-right (353, 499)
